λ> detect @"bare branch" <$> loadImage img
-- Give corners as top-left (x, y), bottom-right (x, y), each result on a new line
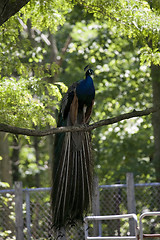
top-left (57, 35), bottom-right (72, 67)
top-left (0, 105), bottom-right (159, 137)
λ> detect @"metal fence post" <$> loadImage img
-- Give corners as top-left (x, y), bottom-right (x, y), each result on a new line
top-left (26, 189), bottom-right (32, 240)
top-left (126, 173), bottom-right (136, 236)
top-left (92, 176), bottom-right (102, 236)
top-left (15, 181), bottom-right (24, 240)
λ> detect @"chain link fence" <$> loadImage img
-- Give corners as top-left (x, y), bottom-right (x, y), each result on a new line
top-left (98, 182), bottom-right (160, 238)
top-left (0, 177), bottom-right (160, 239)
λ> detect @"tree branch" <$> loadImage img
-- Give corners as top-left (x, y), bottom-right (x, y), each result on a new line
top-left (0, 105), bottom-right (159, 137)
top-left (57, 36), bottom-right (72, 67)
top-left (0, 0), bottom-right (30, 26)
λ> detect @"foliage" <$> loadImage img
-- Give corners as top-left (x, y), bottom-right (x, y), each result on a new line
top-left (0, 181), bottom-right (10, 188)
top-left (0, 0), bottom-right (159, 127)
top-left (0, 182), bottom-right (15, 238)
top-left (0, 0), bottom-right (71, 128)
top-left (0, 2), bottom-right (70, 128)
top-left (0, 0), bottom-right (160, 187)
top-left (0, 76), bottom-right (60, 128)
top-left (20, 0), bottom-right (72, 31)
top-left (75, 0), bottom-right (160, 66)
top-left (62, 19), bottom-right (154, 183)
top-left (0, 0), bottom-right (72, 76)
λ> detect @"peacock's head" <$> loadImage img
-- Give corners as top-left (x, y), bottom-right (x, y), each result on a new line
top-left (84, 65), bottom-right (94, 77)
top-left (86, 69), bottom-right (94, 76)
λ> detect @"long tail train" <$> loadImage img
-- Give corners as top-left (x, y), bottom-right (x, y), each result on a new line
top-left (51, 130), bottom-right (93, 229)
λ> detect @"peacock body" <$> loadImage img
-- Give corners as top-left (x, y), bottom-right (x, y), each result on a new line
top-left (51, 67), bottom-right (95, 229)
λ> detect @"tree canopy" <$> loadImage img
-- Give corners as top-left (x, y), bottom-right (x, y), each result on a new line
top-left (0, 0), bottom-right (160, 187)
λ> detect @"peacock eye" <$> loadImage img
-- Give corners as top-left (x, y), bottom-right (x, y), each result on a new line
top-left (87, 69), bottom-right (94, 75)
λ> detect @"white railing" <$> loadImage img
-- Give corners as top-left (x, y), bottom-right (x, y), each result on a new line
top-left (139, 212), bottom-right (160, 240)
top-left (84, 214), bottom-right (138, 240)
top-left (84, 212), bottom-right (160, 240)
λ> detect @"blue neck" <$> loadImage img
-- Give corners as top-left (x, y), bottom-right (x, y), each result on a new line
top-left (76, 75), bottom-right (95, 105)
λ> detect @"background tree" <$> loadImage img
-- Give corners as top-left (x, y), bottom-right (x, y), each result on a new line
top-left (74, 0), bottom-right (160, 182)
top-left (0, 0), bottom-right (160, 188)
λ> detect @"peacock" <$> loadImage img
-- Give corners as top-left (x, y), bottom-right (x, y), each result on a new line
top-left (51, 66), bottom-right (95, 230)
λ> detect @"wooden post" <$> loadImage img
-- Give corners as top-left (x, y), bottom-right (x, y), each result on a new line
top-left (15, 181), bottom-right (24, 240)
top-left (92, 176), bottom-right (101, 236)
top-left (126, 173), bottom-right (136, 236)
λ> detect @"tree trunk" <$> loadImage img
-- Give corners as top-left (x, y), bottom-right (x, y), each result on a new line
top-left (0, 132), bottom-right (12, 186)
top-left (34, 137), bottom-right (40, 187)
top-left (151, 64), bottom-right (160, 182)
top-left (11, 136), bottom-right (20, 182)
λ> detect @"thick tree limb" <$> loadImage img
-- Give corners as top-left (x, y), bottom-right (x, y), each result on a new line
top-left (0, 0), bottom-right (30, 26)
top-left (0, 105), bottom-right (159, 137)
